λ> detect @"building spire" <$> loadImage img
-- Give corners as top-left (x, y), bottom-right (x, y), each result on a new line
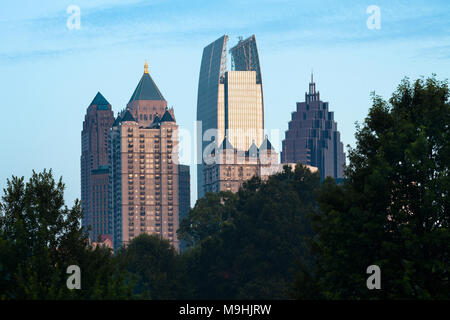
top-left (309, 70), bottom-right (316, 95)
top-left (144, 60), bottom-right (149, 74)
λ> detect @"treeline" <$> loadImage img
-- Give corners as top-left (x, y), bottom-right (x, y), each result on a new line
top-left (0, 76), bottom-right (448, 299)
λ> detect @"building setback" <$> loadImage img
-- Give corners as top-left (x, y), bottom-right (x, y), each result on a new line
top-left (281, 74), bottom-right (345, 182)
top-left (109, 62), bottom-right (181, 251)
top-left (81, 92), bottom-right (115, 242)
top-left (197, 35), bottom-right (265, 198)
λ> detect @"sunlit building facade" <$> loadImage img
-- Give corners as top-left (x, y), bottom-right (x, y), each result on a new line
top-left (110, 62), bottom-right (181, 251)
top-left (197, 34), bottom-right (265, 198)
top-left (224, 71), bottom-right (264, 151)
top-left (203, 136), bottom-right (278, 194)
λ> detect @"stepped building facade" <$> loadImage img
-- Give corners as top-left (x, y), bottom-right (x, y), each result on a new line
top-left (281, 74), bottom-right (345, 182)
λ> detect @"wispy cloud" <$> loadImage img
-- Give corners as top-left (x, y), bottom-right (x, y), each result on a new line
top-left (1, 0), bottom-right (449, 61)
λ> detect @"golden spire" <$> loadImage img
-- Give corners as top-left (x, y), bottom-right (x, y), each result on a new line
top-left (144, 60), bottom-right (149, 74)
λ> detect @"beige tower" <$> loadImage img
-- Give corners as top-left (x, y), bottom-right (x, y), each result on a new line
top-left (110, 62), bottom-right (180, 250)
top-left (224, 70), bottom-right (264, 151)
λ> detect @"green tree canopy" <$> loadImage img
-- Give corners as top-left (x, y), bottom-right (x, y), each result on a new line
top-left (301, 76), bottom-right (449, 299)
top-left (0, 169), bottom-right (132, 299)
top-left (116, 234), bottom-right (191, 299)
top-left (180, 165), bottom-right (321, 299)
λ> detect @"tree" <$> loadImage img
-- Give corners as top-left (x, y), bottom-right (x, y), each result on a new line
top-left (178, 191), bottom-right (238, 248)
top-left (180, 165), bottom-right (321, 299)
top-left (0, 169), bottom-right (132, 299)
top-left (116, 234), bottom-right (191, 299)
top-left (301, 76), bottom-right (450, 299)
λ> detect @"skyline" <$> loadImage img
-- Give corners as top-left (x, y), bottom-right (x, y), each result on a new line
top-left (1, 0), bottom-right (449, 206)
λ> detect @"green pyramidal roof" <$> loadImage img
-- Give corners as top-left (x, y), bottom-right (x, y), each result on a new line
top-left (90, 92), bottom-right (110, 106)
top-left (161, 110), bottom-right (175, 122)
top-left (129, 72), bottom-right (165, 103)
top-left (121, 109), bottom-right (136, 122)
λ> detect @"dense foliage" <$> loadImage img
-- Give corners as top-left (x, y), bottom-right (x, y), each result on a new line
top-left (295, 76), bottom-right (450, 299)
top-left (179, 165), bottom-right (321, 299)
top-left (115, 234), bottom-right (191, 299)
top-left (0, 170), bottom-right (133, 299)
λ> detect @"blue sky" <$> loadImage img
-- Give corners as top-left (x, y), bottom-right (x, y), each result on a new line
top-left (1, 0), bottom-right (449, 206)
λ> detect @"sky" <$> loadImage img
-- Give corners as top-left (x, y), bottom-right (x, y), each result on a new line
top-left (0, 0), bottom-right (449, 207)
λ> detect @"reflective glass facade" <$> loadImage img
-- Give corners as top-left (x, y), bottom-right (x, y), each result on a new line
top-left (196, 35), bottom-right (265, 198)
top-left (225, 71), bottom-right (264, 151)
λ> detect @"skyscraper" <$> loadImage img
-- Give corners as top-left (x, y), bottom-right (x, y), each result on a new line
top-left (81, 92), bottom-right (115, 242)
top-left (196, 35), bottom-right (265, 198)
top-left (281, 74), bottom-right (345, 182)
top-left (178, 164), bottom-right (190, 252)
top-left (109, 62), bottom-right (182, 250)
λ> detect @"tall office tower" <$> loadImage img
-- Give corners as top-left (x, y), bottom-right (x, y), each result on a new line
top-left (81, 92), bottom-right (115, 242)
top-left (110, 63), bottom-right (180, 251)
top-left (178, 164), bottom-right (190, 252)
top-left (281, 74), bottom-right (345, 182)
top-left (197, 34), bottom-right (265, 198)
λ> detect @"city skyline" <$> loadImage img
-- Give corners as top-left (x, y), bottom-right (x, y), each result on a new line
top-left (1, 0), bottom-right (449, 206)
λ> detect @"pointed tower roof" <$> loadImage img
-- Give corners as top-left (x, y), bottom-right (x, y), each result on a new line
top-left (129, 60), bottom-right (165, 103)
top-left (121, 109), bottom-right (136, 123)
top-left (161, 109), bottom-right (175, 122)
top-left (248, 140), bottom-right (259, 157)
top-left (259, 135), bottom-right (274, 150)
top-left (90, 91), bottom-right (110, 106)
top-left (112, 114), bottom-right (122, 127)
top-left (309, 71), bottom-right (316, 94)
top-left (149, 113), bottom-right (161, 128)
top-left (219, 136), bottom-right (234, 150)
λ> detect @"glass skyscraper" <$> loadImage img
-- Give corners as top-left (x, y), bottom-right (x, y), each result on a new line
top-left (196, 35), bottom-right (265, 198)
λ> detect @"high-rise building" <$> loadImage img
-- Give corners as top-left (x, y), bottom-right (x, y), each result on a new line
top-left (178, 164), bottom-right (190, 252)
top-left (281, 74), bottom-right (345, 182)
top-left (109, 62), bottom-right (181, 251)
top-left (81, 92), bottom-right (115, 242)
top-left (197, 35), bottom-right (265, 198)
